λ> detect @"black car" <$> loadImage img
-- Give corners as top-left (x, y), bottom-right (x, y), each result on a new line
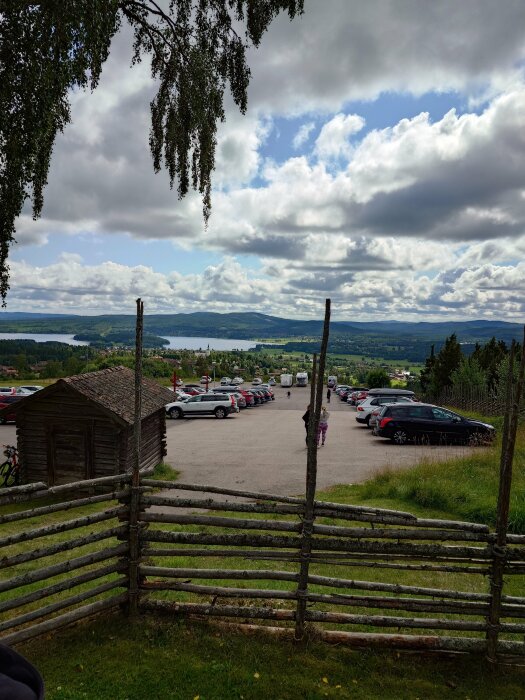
top-left (375, 403), bottom-right (495, 445)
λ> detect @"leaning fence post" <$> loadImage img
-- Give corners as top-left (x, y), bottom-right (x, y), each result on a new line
top-left (128, 298), bottom-right (144, 616)
top-left (486, 329), bottom-right (525, 661)
top-left (295, 299), bottom-right (331, 641)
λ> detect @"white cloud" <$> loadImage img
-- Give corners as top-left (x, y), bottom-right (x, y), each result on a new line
top-left (9, 2), bottom-right (525, 320)
top-left (314, 113), bottom-right (365, 160)
top-left (293, 121), bottom-right (315, 149)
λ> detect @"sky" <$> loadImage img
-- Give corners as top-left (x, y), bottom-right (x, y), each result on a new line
top-left (7, 0), bottom-right (525, 321)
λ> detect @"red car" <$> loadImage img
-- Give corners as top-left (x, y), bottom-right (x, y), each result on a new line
top-left (183, 387), bottom-right (206, 396)
top-left (238, 389), bottom-right (255, 407)
top-left (0, 395), bottom-right (21, 423)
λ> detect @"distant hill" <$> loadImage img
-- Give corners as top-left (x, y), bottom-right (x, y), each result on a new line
top-left (0, 312), bottom-right (521, 361)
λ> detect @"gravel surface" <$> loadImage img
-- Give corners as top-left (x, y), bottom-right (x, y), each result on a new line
top-left (0, 385), bottom-right (476, 498)
top-left (164, 385), bottom-right (475, 496)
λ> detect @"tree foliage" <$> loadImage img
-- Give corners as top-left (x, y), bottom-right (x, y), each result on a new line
top-left (365, 368), bottom-right (391, 389)
top-left (0, 0), bottom-right (304, 302)
top-left (450, 356), bottom-right (487, 390)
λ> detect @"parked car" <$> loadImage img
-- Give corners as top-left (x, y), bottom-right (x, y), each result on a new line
top-left (182, 387), bottom-right (206, 396)
top-left (200, 375), bottom-right (212, 384)
top-left (211, 387), bottom-right (249, 408)
top-left (355, 396), bottom-right (415, 427)
top-left (246, 389), bottom-right (262, 405)
top-left (15, 385), bottom-right (44, 394)
top-left (267, 378), bottom-right (276, 386)
top-left (252, 378), bottom-right (262, 385)
top-left (175, 389), bottom-right (191, 401)
top-left (238, 389), bottom-right (255, 407)
top-left (165, 393), bottom-right (237, 419)
top-left (232, 376), bottom-right (244, 385)
top-left (0, 387), bottom-right (16, 395)
top-left (0, 394), bottom-right (22, 423)
top-left (220, 377), bottom-right (232, 385)
top-left (374, 403), bottom-right (496, 445)
top-left (259, 384), bottom-right (275, 399)
top-left (249, 389), bottom-right (266, 404)
top-left (347, 388), bottom-right (369, 405)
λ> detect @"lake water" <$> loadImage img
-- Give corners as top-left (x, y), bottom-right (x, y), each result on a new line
top-left (162, 336), bottom-right (258, 350)
top-left (0, 333), bottom-right (259, 351)
top-left (0, 333), bottom-right (89, 346)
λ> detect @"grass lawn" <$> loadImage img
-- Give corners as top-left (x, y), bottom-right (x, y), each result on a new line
top-left (3, 412), bottom-right (525, 698)
top-left (20, 614), bottom-right (525, 700)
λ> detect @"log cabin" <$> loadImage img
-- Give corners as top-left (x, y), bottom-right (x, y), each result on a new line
top-left (3, 366), bottom-right (174, 486)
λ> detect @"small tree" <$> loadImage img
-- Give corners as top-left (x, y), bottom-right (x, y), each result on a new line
top-left (366, 368), bottom-right (391, 389)
top-left (450, 357), bottom-right (487, 391)
top-left (419, 344), bottom-right (436, 394)
top-left (430, 334), bottom-right (463, 394)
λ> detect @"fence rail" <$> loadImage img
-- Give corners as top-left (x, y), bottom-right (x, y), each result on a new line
top-left (1, 473), bottom-right (524, 656)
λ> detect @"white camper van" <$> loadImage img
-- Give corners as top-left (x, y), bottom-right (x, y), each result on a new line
top-left (296, 371), bottom-right (308, 387)
top-left (280, 373), bottom-right (293, 388)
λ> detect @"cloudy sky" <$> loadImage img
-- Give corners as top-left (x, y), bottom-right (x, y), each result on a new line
top-left (8, 0), bottom-right (525, 321)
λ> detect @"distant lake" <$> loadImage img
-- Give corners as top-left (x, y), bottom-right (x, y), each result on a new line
top-left (0, 333), bottom-right (89, 346)
top-left (0, 332), bottom-right (260, 351)
top-left (162, 336), bottom-right (259, 350)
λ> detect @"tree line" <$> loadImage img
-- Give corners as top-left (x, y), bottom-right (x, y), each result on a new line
top-left (419, 334), bottom-right (513, 399)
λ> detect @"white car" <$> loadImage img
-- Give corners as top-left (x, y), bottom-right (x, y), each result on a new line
top-left (16, 385), bottom-right (44, 394)
top-left (252, 378), bottom-right (262, 385)
top-left (268, 378), bottom-right (276, 386)
top-left (220, 377), bottom-right (232, 385)
top-left (356, 396), bottom-right (415, 427)
top-left (200, 375), bottom-right (212, 384)
top-left (232, 376), bottom-right (244, 385)
top-left (166, 392), bottom-right (237, 419)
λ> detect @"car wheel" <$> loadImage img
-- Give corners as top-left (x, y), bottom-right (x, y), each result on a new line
top-left (214, 407), bottom-right (227, 419)
top-left (169, 407), bottom-right (182, 419)
top-left (468, 431), bottom-right (486, 446)
top-left (365, 415), bottom-right (371, 427)
top-left (392, 429), bottom-right (409, 445)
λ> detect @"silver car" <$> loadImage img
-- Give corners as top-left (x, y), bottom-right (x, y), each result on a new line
top-left (166, 392), bottom-right (237, 419)
top-left (355, 396), bottom-right (415, 427)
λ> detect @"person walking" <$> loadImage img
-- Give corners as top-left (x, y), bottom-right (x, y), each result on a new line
top-left (302, 405), bottom-right (311, 446)
top-left (317, 406), bottom-right (330, 447)
top-left (326, 387), bottom-right (331, 403)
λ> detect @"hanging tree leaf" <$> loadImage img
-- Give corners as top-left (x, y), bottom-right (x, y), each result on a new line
top-left (0, 0), bottom-right (304, 302)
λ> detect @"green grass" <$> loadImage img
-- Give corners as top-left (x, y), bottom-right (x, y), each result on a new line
top-left (19, 614), bottom-right (525, 700)
top-left (4, 419), bottom-right (525, 697)
top-left (14, 596), bottom-right (524, 699)
top-left (150, 462), bottom-right (180, 481)
top-left (354, 416), bottom-right (525, 533)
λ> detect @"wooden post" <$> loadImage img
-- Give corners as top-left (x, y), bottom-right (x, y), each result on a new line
top-left (487, 330), bottom-right (525, 661)
top-left (295, 299), bottom-right (331, 640)
top-left (128, 298), bottom-right (144, 616)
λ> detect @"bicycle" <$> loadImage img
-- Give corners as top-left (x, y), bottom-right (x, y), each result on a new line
top-left (0, 444), bottom-right (19, 487)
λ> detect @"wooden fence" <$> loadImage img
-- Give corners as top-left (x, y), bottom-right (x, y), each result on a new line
top-left (1, 473), bottom-right (525, 657)
top-left (1, 302), bottom-right (524, 659)
top-left (0, 473), bottom-right (134, 646)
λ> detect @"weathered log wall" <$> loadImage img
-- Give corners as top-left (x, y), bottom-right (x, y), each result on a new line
top-left (15, 386), bottom-right (166, 485)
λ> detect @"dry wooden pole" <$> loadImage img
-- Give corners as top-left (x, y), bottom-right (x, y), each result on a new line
top-left (295, 298), bottom-right (331, 641)
top-left (487, 329), bottom-right (525, 662)
top-left (128, 298), bottom-right (144, 616)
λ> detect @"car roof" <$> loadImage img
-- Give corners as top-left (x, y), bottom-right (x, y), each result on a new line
top-left (367, 388), bottom-right (414, 395)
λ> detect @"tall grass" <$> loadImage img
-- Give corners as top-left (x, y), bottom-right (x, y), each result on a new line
top-left (359, 419), bottom-right (525, 533)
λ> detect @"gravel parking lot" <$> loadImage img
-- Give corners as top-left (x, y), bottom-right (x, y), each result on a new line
top-left (0, 385), bottom-right (476, 497)
top-left (164, 385), bottom-right (475, 496)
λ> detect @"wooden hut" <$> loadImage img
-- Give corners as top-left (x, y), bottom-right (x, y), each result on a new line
top-left (6, 366), bottom-right (174, 486)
